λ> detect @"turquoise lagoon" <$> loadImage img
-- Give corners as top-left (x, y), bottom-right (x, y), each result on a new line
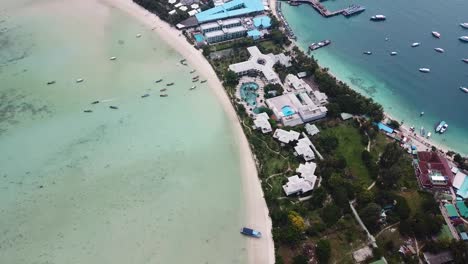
top-left (0, 0), bottom-right (246, 263)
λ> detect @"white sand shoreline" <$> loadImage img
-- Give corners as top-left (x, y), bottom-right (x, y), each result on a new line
top-left (106, 0), bottom-right (275, 263)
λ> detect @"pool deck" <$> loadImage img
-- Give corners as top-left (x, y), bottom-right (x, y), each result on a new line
top-left (235, 76), bottom-right (267, 115)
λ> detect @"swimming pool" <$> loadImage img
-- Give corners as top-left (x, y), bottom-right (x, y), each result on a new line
top-left (193, 33), bottom-right (204, 43)
top-left (240, 82), bottom-right (259, 106)
top-left (281, 105), bottom-right (295, 116)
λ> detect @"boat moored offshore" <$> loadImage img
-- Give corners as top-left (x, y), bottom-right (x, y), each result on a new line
top-left (419, 68), bottom-right (430, 73)
top-left (390, 51), bottom-right (398, 56)
top-left (363, 51), bottom-right (372, 55)
top-left (460, 86), bottom-right (468, 93)
top-left (461, 23), bottom-right (468, 29)
top-left (370, 15), bottom-right (386, 21)
top-left (459, 36), bottom-right (468, 42)
top-left (440, 124), bottom-right (448, 133)
top-left (434, 48), bottom-right (445, 53)
top-left (309, 40), bottom-right (331, 51)
top-left (435, 121), bottom-right (446, 133)
top-left (432, 31), bottom-right (441, 38)
top-left (463, 59), bottom-right (468, 63)
top-left (411, 42), bottom-right (420, 47)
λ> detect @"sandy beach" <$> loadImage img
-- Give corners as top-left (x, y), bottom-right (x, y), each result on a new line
top-left (106, 0), bottom-right (275, 263)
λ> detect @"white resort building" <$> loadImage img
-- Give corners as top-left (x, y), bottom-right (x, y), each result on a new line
top-left (283, 161), bottom-right (318, 196)
top-left (266, 92), bottom-right (328, 127)
top-left (229, 46), bottom-right (291, 84)
top-left (253, 112), bottom-right (272, 133)
top-left (273, 129), bottom-right (300, 144)
top-left (200, 18), bottom-right (248, 43)
top-left (294, 133), bottom-right (315, 161)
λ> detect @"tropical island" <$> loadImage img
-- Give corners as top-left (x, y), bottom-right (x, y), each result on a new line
top-left (132, 0), bottom-right (468, 263)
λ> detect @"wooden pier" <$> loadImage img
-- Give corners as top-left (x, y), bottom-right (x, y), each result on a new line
top-left (290, 0), bottom-right (347, 18)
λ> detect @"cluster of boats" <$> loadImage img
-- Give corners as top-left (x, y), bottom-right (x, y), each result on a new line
top-left (435, 121), bottom-right (449, 134)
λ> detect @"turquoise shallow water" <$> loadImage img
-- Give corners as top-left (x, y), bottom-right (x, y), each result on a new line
top-left (282, 0), bottom-right (468, 155)
top-left (0, 0), bottom-right (246, 263)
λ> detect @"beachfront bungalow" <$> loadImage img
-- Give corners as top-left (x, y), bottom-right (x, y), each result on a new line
top-left (414, 151), bottom-right (454, 189)
top-left (266, 92), bottom-right (328, 127)
top-left (294, 133), bottom-right (315, 161)
top-left (282, 175), bottom-right (314, 196)
top-left (253, 112), bottom-right (272, 133)
top-left (273, 129), bottom-right (300, 144)
top-left (305, 123), bottom-right (320, 136)
top-left (229, 46), bottom-right (291, 84)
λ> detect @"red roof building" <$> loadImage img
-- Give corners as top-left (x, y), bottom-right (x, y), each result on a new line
top-left (415, 151), bottom-right (454, 189)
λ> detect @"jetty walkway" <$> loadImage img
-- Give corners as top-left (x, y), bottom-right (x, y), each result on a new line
top-left (291, 0), bottom-right (344, 17)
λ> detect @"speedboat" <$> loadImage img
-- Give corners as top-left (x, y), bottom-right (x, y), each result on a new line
top-left (419, 68), bottom-right (430, 73)
top-left (155, 79), bottom-right (163, 83)
top-left (76, 78), bottom-right (84, 83)
top-left (432, 31), bottom-right (441, 38)
top-left (83, 110), bottom-right (93, 113)
top-left (411, 42), bottom-right (420, 47)
top-left (240, 227), bottom-right (262, 238)
top-left (434, 48), bottom-right (445, 53)
top-left (370, 15), bottom-right (386, 21)
top-left (390, 51), bottom-right (398, 56)
top-left (440, 124), bottom-right (448, 133)
top-left (459, 36), bottom-right (468, 42)
top-left (363, 51), bottom-right (372, 55)
top-left (109, 106), bottom-right (118, 109)
top-left (141, 94), bottom-right (150, 98)
top-left (460, 23), bottom-right (468, 29)
top-left (136, 34), bottom-right (142, 38)
top-left (109, 56), bottom-right (117, 61)
top-left (435, 121), bottom-right (446, 133)
top-left (427, 132), bottom-right (431, 139)
top-left (160, 88), bottom-right (167, 92)
top-left (160, 94), bottom-right (168, 97)
top-left (200, 80), bottom-right (207, 83)
top-left (47, 81), bottom-right (56, 85)
top-left (420, 111), bottom-right (425, 116)
top-left (190, 85), bottom-right (196, 90)
top-left (460, 86), bottom-right (468, 93)
top-left (91, 100), bottom-right (99, 104)
top-left (166, 82), bottom-right (174, 86)
top-left (463, 58), bottom-right (468, 63)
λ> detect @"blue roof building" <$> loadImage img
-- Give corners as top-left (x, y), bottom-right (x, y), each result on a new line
top-left (253, 15), bottom-right (271, 29)
top-left (247, 29), bottom-right (262, 40)
top-left (196, 0), bottom-right (265, 23)
top-left (377, 122), bottom-right (394, 134)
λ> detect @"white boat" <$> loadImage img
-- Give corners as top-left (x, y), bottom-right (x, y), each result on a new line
top-left (434, 48), bottom-right (445, 53)
top-left (459, 36), bottom-right (468, 42)
top-left (390, 51), bottom-right (398, 56)
top-left (76, 78), bottom-right (84, 83)
top-left (363, 51), bottom-right (372, 55)
top-left (460, 23), bottom-right (468, 29)
top-left (190, 85), bottom-right (196, 90)
top-left (419, 68), bottom-right (430, 73)
top-left (427, 132), bottom-right (432, 139)
top-left (463, 58), bottom-right (468, 63)
top-left (136, 34), bottom-right (142, 38)
top-left (370, 15), bottom-right (386, 21)
top-left (110, 56), bottom-right (117, 60)
top-left (420, 126), bottom-right (425, 136)
top-left (435, 121), bottom-right (446, 133)
top-left (460, 86), bottom-right (468, 93)
top-left (411, 42), bottom-right (420, 47)
top-left (440, 124), bottom-right (448, 133)
top-left (432, 31), bottom-right (441, 38)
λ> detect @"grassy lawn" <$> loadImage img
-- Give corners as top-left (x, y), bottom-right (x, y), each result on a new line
top-left (257, 40), bottom-right (283, 54)
top-left (398, 190), bottom-right (423, 217)
top-left (437, 225), bottom-right (454, 240)
top-left (371, 133), bottom-right (389, 159)
top-left (320, 123), bottom-right (373, 186)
